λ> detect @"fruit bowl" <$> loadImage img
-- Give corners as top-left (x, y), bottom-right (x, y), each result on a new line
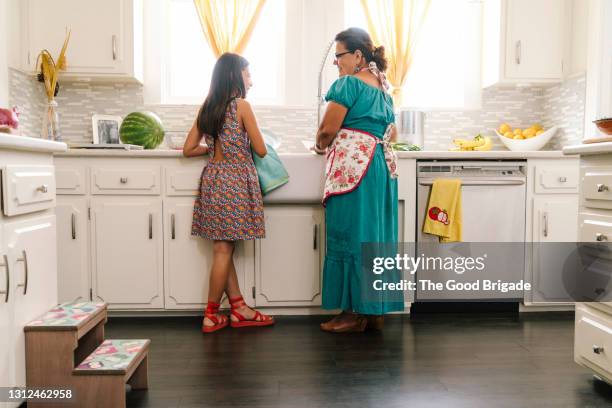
top-left (594, 118), bottom-right (612, 135)
top-left (495, 126), bottom-right (558, 151)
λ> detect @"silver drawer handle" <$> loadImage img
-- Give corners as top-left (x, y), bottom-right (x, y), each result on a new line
top-left (37, 184), bottom-right (48, 193)
top-left (558, 176), bottom-right (567, 183)
top-left (0, 255), bottom-right (9, 303)
top-left (112, 35), bottom-right (117, 60)
top-left (149, 214), bottom-right (153, 239)
top-left (16, 250), bottom-right (28, 295)
top-left (596, 233), bottom-right (608, 242)
top-left (171, 213), bottom-right (176, 240)
top-left (120, 177), bottom-right (128, 184)
top-left (597, 183), bottom-right (609, 192)
top-left (593, 345), bottom-right (605, 354)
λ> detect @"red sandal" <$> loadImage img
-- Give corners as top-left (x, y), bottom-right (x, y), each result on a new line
top-left (229, 296), bottom-right (275, 328)
top-left (202, 301), bottom-right (229, 333)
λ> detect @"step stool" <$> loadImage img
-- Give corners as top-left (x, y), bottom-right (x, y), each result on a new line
top-left (24, 301), bottom-right (150, 408)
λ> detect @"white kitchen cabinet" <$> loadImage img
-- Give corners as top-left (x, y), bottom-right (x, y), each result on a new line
top-left (4, 215), bottom-right (57, 402)
top-left (23, 0), bottom-right (143, 81)
top-left (163, 197), bottom-right (254, 309)
top-left (255, 206), bottom-right (324, 307)
top-left (524, 158), bottom-right (579, 306)
top-left (91, 197), bottom-right (163, 309)
top-left (0, 232), bottom-right (10, 405)
top-left (56, 196), bottom-right (90, 303)
top-left (483, 0), bottom-right (566, 87)
top-left (529, 195), bottom-right (579, 303)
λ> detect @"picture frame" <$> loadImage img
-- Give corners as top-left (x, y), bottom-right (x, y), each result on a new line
top-left (92, 115), bottom-right (122, 144)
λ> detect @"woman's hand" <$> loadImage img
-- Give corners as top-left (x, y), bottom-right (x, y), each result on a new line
top-left (183, 120), bottom-right (209, 157)
top-left (316, 102), bottom-right (347, 149)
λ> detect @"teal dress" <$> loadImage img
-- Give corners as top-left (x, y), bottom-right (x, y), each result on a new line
top-left (322, 75), bottom-right (403, 315)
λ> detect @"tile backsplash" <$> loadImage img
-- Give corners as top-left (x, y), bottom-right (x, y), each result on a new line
top-left (9, 68), bottom-right (585, 152)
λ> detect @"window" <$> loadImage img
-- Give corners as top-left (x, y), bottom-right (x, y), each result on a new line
top-left (162, 0), bottom-right (285, 105)
top-left (344, 0), bottom-right (482, 109)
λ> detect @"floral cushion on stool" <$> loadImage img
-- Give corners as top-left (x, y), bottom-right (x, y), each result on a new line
top-left (26, 302), bottom-right (107, 328)
top-left (76, 339), bottom-right (149, 371)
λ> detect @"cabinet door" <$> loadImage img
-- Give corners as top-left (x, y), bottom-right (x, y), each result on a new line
top-left (255, 206), bottom-right (324, 307)
top-left (4, 215), bottom-right (57, 396)
top-left (56, 197), bottom-right (90, 303)
top-left (25, 0), bottom-right (127, 74)
top-left (91, 197), bottom-right (163, 309)
top-left (505, 0), bottom-right (563, 79)
top-left (163, 198), bottom-right (253, 309)
top-left (0, 233), bottom-right (11, 400)
top-left (530, 196), bottom-right (579, 303)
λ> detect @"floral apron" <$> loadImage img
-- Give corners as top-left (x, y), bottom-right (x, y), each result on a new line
top-left (322, 124), bottom-right (398, 206)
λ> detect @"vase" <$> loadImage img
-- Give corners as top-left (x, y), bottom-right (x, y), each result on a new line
top-left (41, 99), bottom-right (61, 141)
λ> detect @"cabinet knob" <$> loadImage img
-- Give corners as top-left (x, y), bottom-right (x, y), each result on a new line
top-left (558, 176), bottom-right (567, 183)
top-left (120, 177), bottom-right (128, 184)
top-left (597, 183), bottom-right (609, 192)
top-left (37, 184), bottom-right (48, 193)
top-left (593, 345), bottom-right (605, 355)
top-left (596, 233), bottom-right (608, 242)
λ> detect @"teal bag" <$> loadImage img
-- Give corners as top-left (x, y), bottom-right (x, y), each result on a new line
top-left (252, 143), bottom-right (289, 195)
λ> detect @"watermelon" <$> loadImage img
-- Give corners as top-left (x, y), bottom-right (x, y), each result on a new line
top-left (119, 111), bottom-right (165, 149)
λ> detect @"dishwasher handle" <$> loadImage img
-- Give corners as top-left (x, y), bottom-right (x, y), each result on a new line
top-left (418, 179), bottom-right (525, 186)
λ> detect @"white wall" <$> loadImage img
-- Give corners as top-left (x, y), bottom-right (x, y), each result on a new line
top-left (0, 0), bottom-right (9, 107)
top-left (583, 0), bottom-right (612, 139)
top-left (568, 0), bottom-right (588, 75)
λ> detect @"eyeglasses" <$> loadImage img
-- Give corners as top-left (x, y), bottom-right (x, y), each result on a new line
top-left (334, 51), bottom-right (354, 62)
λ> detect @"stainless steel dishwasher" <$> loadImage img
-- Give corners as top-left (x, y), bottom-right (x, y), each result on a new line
top-left (416, 161), bottom-right (527, 301)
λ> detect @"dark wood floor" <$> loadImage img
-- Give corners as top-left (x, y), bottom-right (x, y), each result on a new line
top-left (103, 312), bottom-right (612, 408)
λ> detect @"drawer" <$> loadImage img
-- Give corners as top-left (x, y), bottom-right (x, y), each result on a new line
top-left (579, 212), bottom-right (612, 242)
top-left (582, 166), bottom-right (612, 210)
top-left (535, 165), bottom-right (579, 193)
top-left (165, 166), bottom-right (202, 196)
top-left (1, 165), bottom-right (56, 216)
top-left (91, 165), bottom-right (161, 195)
top-left (575, 304), bottom-right (612, 375)
top-left (55, 164), bottom-right (87, 195)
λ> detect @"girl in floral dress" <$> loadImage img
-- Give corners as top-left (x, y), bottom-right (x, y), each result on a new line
top-left (183, 53), bottom-right (275, 333)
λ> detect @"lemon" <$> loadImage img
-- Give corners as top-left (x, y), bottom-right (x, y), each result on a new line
top-left (503, 131), bottom-right (514, 138)
top-left (536, 130), bottom-right (544, 136)
top-left (513, 128), bottom-right (523, 136)
top-left (499, 123), bottom-right (512, 134)
top-left (523, 128), bottom-right (536, 138)
top-left (513, 135), bottom-right (525, 140)
top-left (532, 123), bottom-right (543, 131)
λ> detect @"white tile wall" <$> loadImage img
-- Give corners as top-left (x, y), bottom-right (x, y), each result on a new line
top-left (9, 68), bottom-right (585, 153)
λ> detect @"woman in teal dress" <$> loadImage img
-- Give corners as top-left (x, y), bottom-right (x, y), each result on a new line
top-left (314, 28), bottom-right (403, 333)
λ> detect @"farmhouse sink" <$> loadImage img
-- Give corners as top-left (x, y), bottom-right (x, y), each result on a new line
top-left (265, 153), bottom-right (325, 204)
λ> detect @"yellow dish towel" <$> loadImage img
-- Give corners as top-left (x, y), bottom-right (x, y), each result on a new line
top-left (423, 178), bottom-right (462, 242)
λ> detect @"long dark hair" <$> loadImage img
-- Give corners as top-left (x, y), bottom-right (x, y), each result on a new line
top-left (335, 27), bottom-right (388, 72)
top-left (197, 52), bottom-right (249, 138)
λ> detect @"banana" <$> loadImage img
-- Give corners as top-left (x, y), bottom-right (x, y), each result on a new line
top-left (474, 136), bottom-right (492, 151)
top-left (453, 138), bottom-right (485, 148)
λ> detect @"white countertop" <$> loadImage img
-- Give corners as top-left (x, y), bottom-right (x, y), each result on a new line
top-left (55, 148), bottom-right (573, 159)
top-left (563, 141), bottom-right (612, 156)
top-left (0, 134), bottom-right (67, 153)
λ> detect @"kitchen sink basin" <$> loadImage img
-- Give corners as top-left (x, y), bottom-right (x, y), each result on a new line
top-left (264, 153), bottom-right (325, 203)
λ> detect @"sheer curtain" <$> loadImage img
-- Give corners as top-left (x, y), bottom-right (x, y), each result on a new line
top-left (193, 0), bottom-right (267, 57)
top-left (359, 0), bottom-right (431, 107)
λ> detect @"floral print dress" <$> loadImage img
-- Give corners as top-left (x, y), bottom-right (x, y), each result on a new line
top-left (191, 98), bottom-right (265, 241)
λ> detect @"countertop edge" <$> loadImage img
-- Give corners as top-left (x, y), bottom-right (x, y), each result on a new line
top-left (54, 149), bottom-right (573, 159)
top-left (563, 141), bottom-right (612, 156)
top-left (0, 134), bottom-right (68, 154)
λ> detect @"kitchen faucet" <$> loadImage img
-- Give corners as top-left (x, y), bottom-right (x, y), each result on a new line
top-left (317, 40), bottom-right (335, 127)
